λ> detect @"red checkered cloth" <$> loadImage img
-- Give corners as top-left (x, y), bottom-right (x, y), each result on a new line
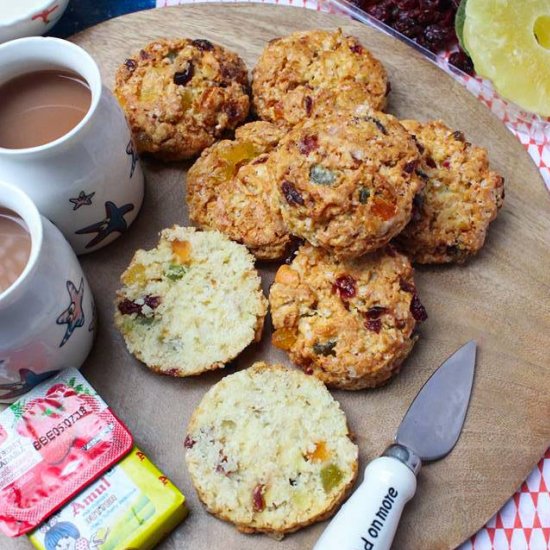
top-left (159, 2), bottom-right (550, 547)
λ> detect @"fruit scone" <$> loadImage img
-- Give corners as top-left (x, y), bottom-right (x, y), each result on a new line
top-left (115, 38), bottom-right (250, 161)
top-left (184, 362), bottom-right (358, 536)
top-left (252, 28), bottom-right (389, 128)
top-left (269, 244), bottom-right (427, 390)
top-left (268, 110), bottom-right (424, 259)
top-left (186, 121), bottom-right (291, 261)
top-left (396, 120), bottom-right (505, 264)
top-left (114, 226), bottom-right (267, 377)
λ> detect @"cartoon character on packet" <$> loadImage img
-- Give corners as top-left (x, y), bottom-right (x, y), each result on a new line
top-left (44, 521), bottom-right (108, 550)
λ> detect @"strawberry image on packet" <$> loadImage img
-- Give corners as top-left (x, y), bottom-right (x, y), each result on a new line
top-left (0, 369), bottom-right (133, 537)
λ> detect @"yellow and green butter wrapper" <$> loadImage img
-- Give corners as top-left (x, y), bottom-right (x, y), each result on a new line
top-left (28, 447), bottom-right (187, 550)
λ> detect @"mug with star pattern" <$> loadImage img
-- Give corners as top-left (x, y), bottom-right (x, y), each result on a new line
top-left (0, 37), bottom-right (144, 255)
top-left (0, 180), bottom-right (95, 402)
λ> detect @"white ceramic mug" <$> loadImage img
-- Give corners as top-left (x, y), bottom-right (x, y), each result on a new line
top-left (0, 180), bottom-right (95, 402)
top-left (0, 0), bottom-right (70, 44)
top-left (0, 37), bottom-right (144, 255)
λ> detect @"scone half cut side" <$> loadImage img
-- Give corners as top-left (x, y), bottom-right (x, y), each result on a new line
top-left (185, 362), bottom-right (359, 535)
top-left (114, 226), bottom-right (267, 377)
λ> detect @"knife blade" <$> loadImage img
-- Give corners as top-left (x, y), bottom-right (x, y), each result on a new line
top-left (313, 341), bottom-right (477, 550)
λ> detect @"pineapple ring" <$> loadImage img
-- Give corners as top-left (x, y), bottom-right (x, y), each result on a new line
top-left (463, 0), bottom-right (550, 116)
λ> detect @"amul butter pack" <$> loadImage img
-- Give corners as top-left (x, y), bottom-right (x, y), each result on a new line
top-left (0, 369), bottom-right (133, 537)
top-left (28, 447), bottom-right (188, 550)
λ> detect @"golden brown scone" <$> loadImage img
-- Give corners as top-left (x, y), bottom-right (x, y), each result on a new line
top-left (395, 120), bottom-right (505, 264)
top-left (115, 38), bottom-right (250, 161)
top-left (269, 244), bottom-right (427, 390)
top-left (114, 226), bottom-right (267, 376)
top-left (252, 29), bottom-right (389, 127)
top-left (268, 110), bottom-right (423, 259)
top-left (185, 362), bottom-right (358, 535)
top-left (186, 121), bottom-right (291, 260)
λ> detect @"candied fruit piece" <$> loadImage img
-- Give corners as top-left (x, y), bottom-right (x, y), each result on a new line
top-left (359, 187), bottom-right (371, 204)
top-left (320, 463), bottom-right (344, 493)
top-left (272, 328), bottom-right (297, 351)
top-left (166, 263), bottom-right (187, 281)
top-left (310, 164), bottom-right (337, 186)
top-left (274, 265), bottom-right (299, 285)
top-left (313, 341), bottom-right (337, 356)
top-left (172, 240), bottom-right (192, 264)
top-left (122, 263), bottom-right (147, 286)
top-left (218, 141), bottom-right (259, 181)
top-left (252, 484), bottom-right (266, 512)
top-left (371, 197), bottom-right (397, 220)
top-left (307, 441), bottom-right (331, 463)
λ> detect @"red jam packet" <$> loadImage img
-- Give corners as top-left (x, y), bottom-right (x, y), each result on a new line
top-left (0, 368), bottom-right (133, 537)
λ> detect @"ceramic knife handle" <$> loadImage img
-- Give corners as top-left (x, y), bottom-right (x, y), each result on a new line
top-left (313, 454), bottom-right (417, 550)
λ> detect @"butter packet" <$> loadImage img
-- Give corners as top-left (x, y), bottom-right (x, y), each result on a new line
top-left (28, 447), bottom-right (188, 550)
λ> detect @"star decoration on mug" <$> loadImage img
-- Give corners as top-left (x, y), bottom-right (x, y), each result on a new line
top-left (126, 139), bottom-right (139, 178)
top-left (56, 278), bottom-right (86, 347)
top-left (75, 200), bottom-right (134, 249)
top-left (69, 190), bottom-right (95, 211)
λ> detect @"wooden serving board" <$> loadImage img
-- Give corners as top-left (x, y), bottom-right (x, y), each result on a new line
top-left (10, 4), bottom-right (550, 549)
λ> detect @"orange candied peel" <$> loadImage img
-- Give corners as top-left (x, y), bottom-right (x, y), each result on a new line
top-left (217, 141), bottom-right (259, 181)
top-left (272, 328), bottom-right (297, 351)
top-left (371, 197), bottom-right (397, 221)
top-left (307, 441), bottom-right (331, 463)
top-left (171, 240), bottom-right (192, 264)
top-left (274, 265), bottom-right (299, 286)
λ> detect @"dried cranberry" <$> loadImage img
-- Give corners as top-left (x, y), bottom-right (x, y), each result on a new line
top-left (412, 135), bottom-right (425, 154)
top-left (423, 24), bottom-right (450, 51)
top-left (281, 181), bottom-right (304, 206)
top-left (298, 134), bottom-right (319, 155)
top-left (118, 299), bottom-right (142, 315)
top-left (332, 275), bottom-right (357, 300)
top-left (366, 4), bottom-right (391, 22)
top-left (410, 293), bottom-right (428, 322)
top-left (404, 160), bottom-right (417, 174)
top-left (144, 295), bottom-right (161, 309)
top-left (220, 63), bottom-right (239, 82)
top-left (174, 62), bottom-right (194, 86)
top-left (192, 39), bottom-right (214, 51)
top-left (304, 367), bottom-right (314, 375)
top-left (452, 130), bottom-right (465, 142)
top-left (124, 58), bottom-right (137, 71)
top-left (449, 50), bottom-right (474, 75)
top-left (139, 49), bottom-right (149, 60)
top-left (252, 484), bottom-right (266, 512)
top-left (442, 159), bottom-right (451, 168)
top-left (304, 96), bottom-right (313, 117)
top-left (426, 157), bottom-right (437, 169)
top-left (350, 42), bottom-right (364, 54)
top-left (184, 435), bottom-right (196, 449)
top-left (365, 306), bottom-right (388, 319)
top-left (399, 277), bottom-right (416, 293)
top-left (365, 319), bottom-right (382, 333)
